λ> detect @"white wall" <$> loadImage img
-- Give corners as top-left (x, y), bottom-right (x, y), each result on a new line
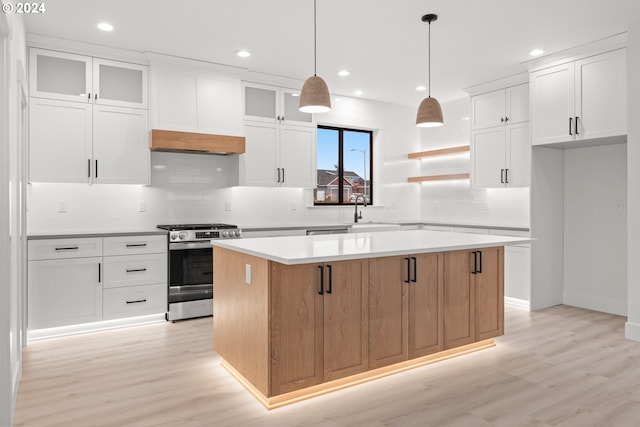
top-left (419, 97), bottom-right (530, 228)
top-left (626, 19), bottom-right (640, 340)
top-left (563, 144), bottom-right (627, 316)
top-left (28, 97), bottom-right (421, 232)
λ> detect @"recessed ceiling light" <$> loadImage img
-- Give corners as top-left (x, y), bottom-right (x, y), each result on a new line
top-left (97, 22), bottom-right (114, 32)
top-left (416, 85), bottom-right (427, 91)
top-left (338, 70), bottom-right (350, 77)
top-left (354, 90), bottom-right (363, 96)
top-left (235, 50), bottom-right (251, 58)
top-left (529, 48), bottom-right (544, 57)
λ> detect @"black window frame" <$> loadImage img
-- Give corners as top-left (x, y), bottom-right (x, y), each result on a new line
top-left (314, 125), bottom-right (373, 206)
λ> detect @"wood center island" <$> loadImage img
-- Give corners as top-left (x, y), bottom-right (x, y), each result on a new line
top-left (212, 230), bottom-right (530, 409)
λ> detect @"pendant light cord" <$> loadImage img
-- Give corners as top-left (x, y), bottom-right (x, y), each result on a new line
top-left (313, 0), bottom-right (317, 77)
top-left (428, 19), bottom-right (431, 98)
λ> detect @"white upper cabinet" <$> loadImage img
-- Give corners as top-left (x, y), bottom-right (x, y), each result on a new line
top-left (243, 82), bottom-right (314, 126)
top-left (470, 83), bottom-right (530, 189)
top-left (150, 59), bottom-right (243, 136)
top-left (240, 122), bottom-right (315, 188)
top-left (471, 83), bottom-right (528, 130)
top-left (531, 48), bottom-right (626, 146)
top-left (28, 47), bottom-right (150, 184)
top-left (30, 48), bottom-right (148, 109)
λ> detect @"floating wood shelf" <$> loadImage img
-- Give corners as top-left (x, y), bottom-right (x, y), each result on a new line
top-left (408, 145), bottom-right (470, 159)
top-left (408, 173), bottom-right (470, 183)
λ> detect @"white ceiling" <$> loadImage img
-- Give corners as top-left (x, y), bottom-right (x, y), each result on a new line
top-left (23, 0), bottom-right (637, 107)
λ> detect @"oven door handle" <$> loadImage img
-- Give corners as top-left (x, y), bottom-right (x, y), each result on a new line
top-left (169, 241), bottom-right (213, 250)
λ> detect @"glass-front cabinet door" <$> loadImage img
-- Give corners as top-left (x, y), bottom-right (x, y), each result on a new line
top-left (243, 82), bottom-right (314, 126)
top-left (29, 48), bottom-right (149, 109)
top-left (29, 48), bottom-right (92, 103)
top-left (94, 58), bottom-right (148, 109)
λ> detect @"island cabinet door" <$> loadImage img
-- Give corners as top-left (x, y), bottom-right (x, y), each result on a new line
top-left (270, 263), bottom-right (324, 396)
top-left (409, 253), bottom-right (444, 359)
top-left (323, 259), bottom-right (370, 381)
top-left (369, 256), bottom-right (409, 369)
top-left (443, 250), bottom-right (476, 350)
top-left (475, 247), bottom-right (504, 341)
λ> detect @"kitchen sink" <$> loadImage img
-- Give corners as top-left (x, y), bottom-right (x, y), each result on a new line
top-left (349, 223), bottom-right (402, 233)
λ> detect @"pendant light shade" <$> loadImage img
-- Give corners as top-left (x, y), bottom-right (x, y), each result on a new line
top-left (416, 13), bottom-right (443, 127)
top-left (299, 0), bottom-right (331, 113)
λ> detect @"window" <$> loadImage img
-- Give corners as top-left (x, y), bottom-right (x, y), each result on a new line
top-left (315, 126), bottom-right (373, 205)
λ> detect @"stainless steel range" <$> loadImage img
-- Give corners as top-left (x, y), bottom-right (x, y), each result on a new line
top-left (157, 223), bottom-right (242, 321)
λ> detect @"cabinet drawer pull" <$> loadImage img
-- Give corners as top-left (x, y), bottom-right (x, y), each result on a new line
top-left (126, 243), bottom-right (147, 248)
top-left (126, 268), bottom-right (147, 273)
top-left (318, 265), bottom-right (324, 295)
top-left (477, 250), bottom-right (483, 274)
top-left (327, 265), bottom-right (332, 294)
top-left (500, 169), bottom-right (505, 184)
top-left (505, 169), bottom-right (509, 184)
top-left (55, 246), bottom-right (79, 251)
top-left (575, 116), bottom-right (579, 135)
top-left (98, 262), bottom-right (101, 283)
top-left (282, 168), bottom-right (285, 183)
top-left (277, 168), bottom-right (281, 183)
top-left (88, 158), bottom-right (91, 178)
top-left (126, 299), bottom-right (147, 304)
top-left (95, 159), bottom-right (98, 178)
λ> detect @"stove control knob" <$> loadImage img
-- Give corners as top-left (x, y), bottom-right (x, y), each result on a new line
top-left (234, 230), bottom-right (241, 237)
top-left (222, 231), bottom-right (229, 238)
top-left (178, 232), bottom-right (187, 240)
top-left (170, 232), bottom-right (178, 241)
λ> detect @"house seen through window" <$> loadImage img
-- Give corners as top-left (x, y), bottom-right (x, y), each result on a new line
top-left (315, 126), bottom-right (373, 205)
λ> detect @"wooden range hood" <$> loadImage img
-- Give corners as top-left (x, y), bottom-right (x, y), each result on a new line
top-left (150, 129), bottom-right (245, 155)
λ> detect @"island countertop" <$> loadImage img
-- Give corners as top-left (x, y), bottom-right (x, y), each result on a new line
top-left (211, 229), bottom-right (532, 265)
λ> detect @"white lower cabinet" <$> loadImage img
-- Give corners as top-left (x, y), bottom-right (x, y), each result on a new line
top-left (103, 283), bottom-right (167, 320)
top-left (28, 256), bottom-right (103, 329)
top-left (28, 234), bottom-right (167, 333)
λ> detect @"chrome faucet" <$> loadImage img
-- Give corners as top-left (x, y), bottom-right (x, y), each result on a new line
top-left (353, 195), bottom-right (367, 223)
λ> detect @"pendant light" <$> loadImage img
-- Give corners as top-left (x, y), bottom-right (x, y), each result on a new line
top-left (416, 13), bottom-right (443, 127)
top-left (299, 0), bottom-right (331, 113)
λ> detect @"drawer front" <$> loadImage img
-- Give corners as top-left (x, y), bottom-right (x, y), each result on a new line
top-left (103, 235), bottom-right (167, 256)
top-left (103, 283), bottom-right (167, 320)
top-left (28, 238), bottom-right (103, 260)
top-left (103, 253), bottom-right (167, 289)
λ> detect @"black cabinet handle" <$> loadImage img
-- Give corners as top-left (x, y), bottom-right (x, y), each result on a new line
top-left (505, 116), bottom-right (509, 122)
top-left (327, 265), bottom-right (332, 294)
top-left (477, 250), bottom-right (483, 274)
top-left (282, 168), bottom-right (285, 183)
top-left (55, 246), bottom-right (79, 251)
top-left (126, 299), bottom-right (147, 304)
top-left (318, 265), bottom-right (324, 295)
top-left (98, 262), bottom-right (101, 283)
top-left (569, 117), bottom-right (573, 135)
top-left (411, 257), bottom-right (417, 283)
top-left (505, 169), bottom-right (509, 184)
top-left (95, 159), bottom-right (98, 178)
top-left (500, 169), bottom-right (505, 184)
top-left (126, 243), bottom-right (147, 248)
top-left (471, 251), bottom-right (477, 274)
top-left (500, 117), bottom-right (504, 123)
top-left (276, 168), bottom-right (281, 183)
top-left (126, 268), bottom-right (147, 273)
top-left (87, 159), bottom-right (91, 178)
top-left (575, 116), bottom-right (579, 135)
top-left (404, 257), bottom-right (411, 283)
top-left (88, 93), bottom-right (91, 101)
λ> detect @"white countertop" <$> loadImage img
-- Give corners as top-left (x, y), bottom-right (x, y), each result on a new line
top-left (211, 230), bottom-right (532, 265)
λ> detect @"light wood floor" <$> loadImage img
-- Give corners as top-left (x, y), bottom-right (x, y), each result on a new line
top-left (13, 305), bottom-right (640, 427)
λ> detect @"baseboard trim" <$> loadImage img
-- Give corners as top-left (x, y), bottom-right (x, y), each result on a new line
top-left (625, 322), bottom-right (640, 342)
top-left (504, 297), bottom-right (530, 310)
top-left (222, 339), bottom-right (496, 410)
